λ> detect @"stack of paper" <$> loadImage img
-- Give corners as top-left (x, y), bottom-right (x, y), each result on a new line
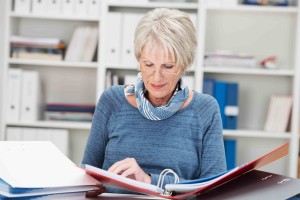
top-left (10, 35), bottom-right (65, 61)
top-left (204, 51), bottom-right (257, 68)
top-left (0, 141), bottom-right (100, 199)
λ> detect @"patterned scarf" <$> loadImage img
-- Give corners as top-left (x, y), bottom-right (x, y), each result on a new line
top-left (124, 73), bottom-right (189, 121)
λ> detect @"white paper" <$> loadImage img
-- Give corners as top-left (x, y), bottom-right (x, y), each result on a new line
top-left (0, 141), bottom-right (99, 188)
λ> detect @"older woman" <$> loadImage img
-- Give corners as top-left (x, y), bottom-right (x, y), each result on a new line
top-left (82, 8), bottom-right (226, 193)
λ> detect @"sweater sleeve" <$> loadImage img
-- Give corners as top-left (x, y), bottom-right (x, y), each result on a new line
top-left (82, 89), bottom-right (111, 168)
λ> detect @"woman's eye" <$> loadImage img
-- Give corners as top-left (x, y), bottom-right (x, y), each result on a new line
top-left (145, 63), bottom-right (153, 67)
top-left (163, 65), bottom-right (174, 69)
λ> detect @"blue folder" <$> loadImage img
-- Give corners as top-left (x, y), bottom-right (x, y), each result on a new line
top-left (214, 81), bottom-right (227, 128)
top-left (224, 139), bottom-right (237, 170)
top-left (225, 83), bottom-right (238, 129)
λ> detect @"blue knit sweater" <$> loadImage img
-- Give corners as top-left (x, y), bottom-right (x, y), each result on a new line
top-left (82, 85), bottom-right (226, 193)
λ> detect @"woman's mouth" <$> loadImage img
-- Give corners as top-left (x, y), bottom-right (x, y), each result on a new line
top-left (151, 84), bottom-right (166, 90)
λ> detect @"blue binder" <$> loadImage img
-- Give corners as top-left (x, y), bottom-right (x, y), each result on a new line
top-left (225, 83), bottom-right (239, 129)
top-left (214, 81), bottom-right (227, 128)
top-left (224, 139), bottom-right (237, 170)
top-left (203, 78), bottom-right (215, 96)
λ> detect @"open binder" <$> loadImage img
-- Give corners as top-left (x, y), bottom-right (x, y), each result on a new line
top-left (83, 143), bottom-right (290, 199)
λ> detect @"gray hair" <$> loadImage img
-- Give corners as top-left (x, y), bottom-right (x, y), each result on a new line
top-left (134, 8), bottom-right (197, 71)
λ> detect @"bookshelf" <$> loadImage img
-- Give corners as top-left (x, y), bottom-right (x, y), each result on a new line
top-left (1, 0), bottom-right (299, 177)
top-left (1, 0), bottom-right (101, 164)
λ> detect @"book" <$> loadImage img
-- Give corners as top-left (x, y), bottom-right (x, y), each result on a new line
top-left (44, 111), bottom-right (93, 122)
top-left (81, 26), bottom-right (98, 62)
top-left (0, 141), bottom-right (100, 199)
top-left (10, 35), bottom-right (65, 49)
top-left (204, 51), bottom-right (257, 68)
top-left (264, 95), bottom-right (292, 132)
top-left (82, 142), bottom-right (289, 199)
top-left (46, 103), bottom-right (95, 113)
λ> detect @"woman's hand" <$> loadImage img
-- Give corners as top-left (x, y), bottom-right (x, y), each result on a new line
top-left (108, 158), bottom-right (151, 184)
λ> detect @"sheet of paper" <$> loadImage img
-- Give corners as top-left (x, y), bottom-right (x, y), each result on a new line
top-left (0, 141), bottom-right (99, 188)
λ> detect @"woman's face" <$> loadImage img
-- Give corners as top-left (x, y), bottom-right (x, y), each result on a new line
top-left (139, 45), bottom-right (183, 106)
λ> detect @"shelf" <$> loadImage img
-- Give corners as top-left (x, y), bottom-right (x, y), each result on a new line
top-left (9, 59), bottom-right (98, 69)
top-left (106, 65), bottom-right (196, 72)
top-left (6, 121), bottom-right (92, 130)
top-left (207, 5), bottom-right (298, 13)
top-left (106, 65), bottom-right (138, 70)
top-left (203, 66), bottom-right (295, 76)
top-left (223, 129), bottom-right (292, 139)
top-left (10, 12), bottom-right (99, 21)
top-left (108, 1), bottom-right (198, 10)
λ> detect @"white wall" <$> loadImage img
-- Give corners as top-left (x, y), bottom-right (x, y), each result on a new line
top-left (0, 0), bottom-right (6, 140)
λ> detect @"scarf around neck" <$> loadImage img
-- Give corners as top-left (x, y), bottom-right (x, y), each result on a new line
top-left (124, 73), bottom-right (189, 121)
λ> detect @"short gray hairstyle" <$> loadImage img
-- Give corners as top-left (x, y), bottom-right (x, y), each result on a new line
top-left (134, 8), bottom-right (197, 70)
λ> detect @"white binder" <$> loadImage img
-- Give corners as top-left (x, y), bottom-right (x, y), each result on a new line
top-left (6, 127), bottom-right (22, 141)
top-left (74, 0), bottom-right (88, 17)
top-left (87, 0), bottom-right (100, 17)
top-left (7, 68), bottom-right (23, 122)
top-left (61, 0), bottom-right (75, 16)
top-left (14, 0), bottom-right (31, 14)
top-left (20, 70), bottom-right (41, 122)
top-left (22, 128), bottom-right (38, 141)
top-left (120, 13), bottom-right (142, 67)
top-left (46, 0), bottom-right (61, 15)
top-left (106, 12), bottom-right (122, 66)
top-left (32, 0), bottom-right (47, 15)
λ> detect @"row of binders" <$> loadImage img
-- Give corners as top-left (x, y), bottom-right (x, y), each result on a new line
top-left (13, 0), bottom-right (101, 17)
top-left (105, 12), bottom-right (197, 67)
top-left (7, 68), bottom-right (42, 122)
top-left (203, 78), bottom-right (239, 130)
top-left (7, 68), bottom-right (96, 122)
top-left (6, 127), bottom-right (69, 156)
top-left (203, 77), bottom-right (292, 132)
